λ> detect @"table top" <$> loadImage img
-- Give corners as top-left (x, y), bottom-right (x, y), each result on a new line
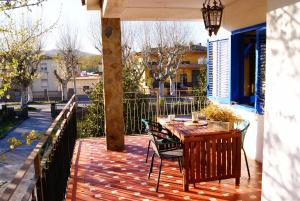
top-left (157, 116), bottom-right (239, 142)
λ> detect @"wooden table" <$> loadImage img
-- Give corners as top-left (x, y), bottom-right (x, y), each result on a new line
top-left (158, 117), bottom-right (241, 191)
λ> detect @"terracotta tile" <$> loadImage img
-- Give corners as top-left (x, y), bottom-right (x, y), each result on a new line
top-left (66, 136), bottom-right (262, 201)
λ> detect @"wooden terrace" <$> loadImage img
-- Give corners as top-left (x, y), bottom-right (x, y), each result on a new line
top-left (66, 136), bottom-right (262, 201)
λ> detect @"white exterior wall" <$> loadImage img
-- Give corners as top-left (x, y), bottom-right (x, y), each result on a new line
top-left (67, 76), bottom-right (100, 95)
top-left (32, 59), bottom-right (60, 92)
top-left (262, 1), bottom-right (300, 200)
top-left (232, 107), bottom-right (264, 162)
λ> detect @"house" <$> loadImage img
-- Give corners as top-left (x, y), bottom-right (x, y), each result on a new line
top-left (67, 74), bottom-right (101, 96)
top-left (81, 0), bottom-right (300, 200)
top-left (141, 44), bottom-right (207, 95)
top-left (31, 54), bottom-right (61, 100)
top-left (31, 50), bottom-right (102, 100)
top-left (3, 1), bottom-right (298, 201)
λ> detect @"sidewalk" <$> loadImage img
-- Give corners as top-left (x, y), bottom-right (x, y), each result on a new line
top-left (0, 106), bottom-right (53, 197)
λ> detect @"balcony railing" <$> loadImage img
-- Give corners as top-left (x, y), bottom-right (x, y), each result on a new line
top-left (124, 93), bottom-right (207, 134)
top-left (0, 95), bottom-right (77, 201)
top-left (78, 91), bottom-right (207, 135)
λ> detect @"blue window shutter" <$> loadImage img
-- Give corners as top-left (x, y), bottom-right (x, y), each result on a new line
top-left (207, 39), bottom-right (230, 103)
top-left (255, 27), bottom-right (266, 114)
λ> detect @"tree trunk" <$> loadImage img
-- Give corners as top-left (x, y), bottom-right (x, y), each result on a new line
top-left (20, 86), bottom-right (28, 109)
top-left (159, 81), bottom-right (164, 97)
top-left (169, 77), bottom-right (176, 96)
top-left (27, 85), bottom-right (33, 102)
top-left (61, 83), bottom-right (68, 102)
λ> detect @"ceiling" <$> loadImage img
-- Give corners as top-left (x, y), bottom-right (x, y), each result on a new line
top-left (84, 0), bottom-right (238, 20)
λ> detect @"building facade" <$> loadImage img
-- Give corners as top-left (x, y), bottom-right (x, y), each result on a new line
top-left (142, 44), bottom-right (207, 95)
top-left (30, 51), bottom-right (102, 100)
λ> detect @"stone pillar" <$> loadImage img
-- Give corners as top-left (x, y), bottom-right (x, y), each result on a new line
top-left (101, 18), bottom-right (124, 151)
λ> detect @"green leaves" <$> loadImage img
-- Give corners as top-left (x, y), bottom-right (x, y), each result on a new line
top-left (0, 18), bottom-right (44, 98)
top-left (0, 130), bottom-right (42, 160)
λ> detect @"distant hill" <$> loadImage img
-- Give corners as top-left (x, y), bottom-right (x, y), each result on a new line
top-left (42, 49), bottom-right (99, 57)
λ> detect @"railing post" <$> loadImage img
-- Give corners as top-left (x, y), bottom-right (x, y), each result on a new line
top-left (34, 155), bottom-right (44, 201)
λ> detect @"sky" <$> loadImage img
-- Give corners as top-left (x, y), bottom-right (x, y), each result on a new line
top-left (10, 0), bottom-right (229, 54)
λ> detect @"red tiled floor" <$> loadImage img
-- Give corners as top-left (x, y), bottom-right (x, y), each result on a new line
top-left (66, 136), bottom-right (262, 201)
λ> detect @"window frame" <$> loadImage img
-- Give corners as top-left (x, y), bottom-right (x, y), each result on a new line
top-left (231, 23), bottom-right (266, 114)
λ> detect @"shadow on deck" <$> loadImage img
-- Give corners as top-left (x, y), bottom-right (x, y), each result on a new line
top-left (66, 136), bottom-right (262, 201)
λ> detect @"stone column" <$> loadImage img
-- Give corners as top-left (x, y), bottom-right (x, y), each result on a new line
top-left (101, 18), bottom-right (124, 151)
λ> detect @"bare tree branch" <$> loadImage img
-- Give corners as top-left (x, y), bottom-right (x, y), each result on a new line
top-left (55, 26), bottom-right (80, 101)
top-left (140, 21), bottom-right (192, 96)
top-left (0, 0), bottom-right (46, 12)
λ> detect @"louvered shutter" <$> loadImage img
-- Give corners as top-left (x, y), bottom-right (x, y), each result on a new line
top-left (207, 41), bottom-right (214, 97)
top-left (207, 39), bottom-right (230, 103)
top-left (255, 27), bottom-right (266, 114)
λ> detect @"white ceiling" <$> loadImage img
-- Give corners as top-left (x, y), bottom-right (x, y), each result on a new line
top-left (86, 0), bottom-right (238, 20)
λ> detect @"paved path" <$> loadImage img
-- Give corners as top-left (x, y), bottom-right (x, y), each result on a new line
top-left (0, 105), bottom-right (53, 197)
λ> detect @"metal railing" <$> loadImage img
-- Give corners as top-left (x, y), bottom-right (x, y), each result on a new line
top-left (78, 91), bottom-right (208, 136)
top-left (124, 92), bottom-right (208, 134)
top-left (0, 95), bottom-right (77, 201)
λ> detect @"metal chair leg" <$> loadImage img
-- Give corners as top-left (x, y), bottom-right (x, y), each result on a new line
top-left (146, 140), bottom-right (151, 163)
top-left (148, 153), bottom-right (155, 179)
top-left (242, 148), bottom-right (251, 178)
top-left (177, 157), bottom-right (182, 173)
top-left (156, 159), bottom-right (163, 192)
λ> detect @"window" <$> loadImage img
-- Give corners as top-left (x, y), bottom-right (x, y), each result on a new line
top-left (207, 24), bottom-right (266, 114)
top-left (148, 61), bottom-right (158, 65)
top-left (180, 74), bottom-right (187, 87)
top-left (231, 24), bottom-right (266, 114)
top-left (40, 63), bottom-right (48, 72)
top-left (181, 61), bottom-right (191, 65)
top-left (83, 86), bottom-right (90, 91)
top-left (198, 57), bottom-right (207, 65)
top-left (207, 39), bottom-right (230, 103)
top-left (192, 70), bottom-right (200, 87)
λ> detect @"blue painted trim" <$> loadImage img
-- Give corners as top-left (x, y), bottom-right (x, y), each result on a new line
top-left (230, 34), bottom-right (243, 101)
top-left (232, 23), bottom-right (266, 35)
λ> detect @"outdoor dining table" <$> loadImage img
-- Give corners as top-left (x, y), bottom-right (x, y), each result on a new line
top-left (157, 116), bottom-right (241, 191)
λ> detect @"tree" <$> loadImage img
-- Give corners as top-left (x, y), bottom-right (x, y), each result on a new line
top-left (81, 22), bottom-right (147, 137)
top-left (121, 22), bottom-right (145, 94)
top-left (87, 17), bottom-right (102, 54)
top-left (54, 27), bottom-right (80, 101)
top-left (0, 19), bottom-right (48, 108)
top-left (141, 22), bottom-right (191, 97)
top-left (87, 19), bottom-right (145, 93)
top-left (0, 0), bottom-right (45, 12)
top-left (79, 55), bottom-right (102, 73)
top-left (0, 0), bottom-right (47, 97)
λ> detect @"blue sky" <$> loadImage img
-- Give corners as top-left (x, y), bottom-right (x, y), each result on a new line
top-left (15, 0), bottom-right (228, 54)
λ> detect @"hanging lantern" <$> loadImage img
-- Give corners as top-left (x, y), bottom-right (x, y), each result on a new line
top-left (201, 0), bottom-right (224, 36)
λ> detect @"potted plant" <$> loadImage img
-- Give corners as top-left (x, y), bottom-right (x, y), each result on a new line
top-left (201, 103), bottom-right (241, 130)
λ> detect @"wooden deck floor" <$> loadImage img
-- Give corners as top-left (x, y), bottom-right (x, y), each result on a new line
top-left (66, 136), bottom-right (262, 201)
